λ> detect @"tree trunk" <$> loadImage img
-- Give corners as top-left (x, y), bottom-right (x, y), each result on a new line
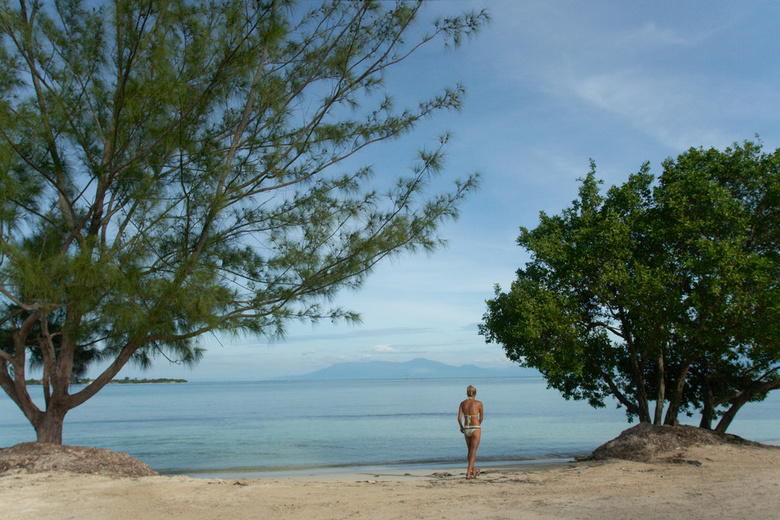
top-left (635, 384), bottom-right (651, 424)
top-left (664, 362), bottom-right (692, 426)
top-left (601, 370), bottom-right (647, 422)
top-left (714, 396), bottom-right (748, 434)
top-left (619, 310), bottom-right (651, 423)
top-left (653, 353), bottom-right (665, 425)
top-left (33, 405), bottom-right (68, 444)
top-left (699, 376), bottom-right (714, 430)
top-left (715, 379), bottom-right (780, 433)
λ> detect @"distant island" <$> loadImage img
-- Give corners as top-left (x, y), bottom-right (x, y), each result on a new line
top-left (281, 357), bottom-right (541, 381)
top-left (109, 377), bottom-right (188, 384)
top-left (25, 377), bottom-right (187, 385)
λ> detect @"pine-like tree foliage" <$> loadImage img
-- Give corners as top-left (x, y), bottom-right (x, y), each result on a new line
top-left (0, 0), bottom-right (488, 443)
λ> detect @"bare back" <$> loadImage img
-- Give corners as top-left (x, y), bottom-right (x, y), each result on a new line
top-left (459, 398), bottom-right (483, 426)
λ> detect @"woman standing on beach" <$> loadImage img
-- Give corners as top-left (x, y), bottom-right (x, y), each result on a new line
top-left (458, 385), bottom-right (483, 479)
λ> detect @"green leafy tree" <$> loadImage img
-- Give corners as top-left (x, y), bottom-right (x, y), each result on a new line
top-left (480, 141), bottom-right (780, 432)
top-left (652, 142), bottom-right (780, 431)
top-left (0, 0), bottom-right (488, 443)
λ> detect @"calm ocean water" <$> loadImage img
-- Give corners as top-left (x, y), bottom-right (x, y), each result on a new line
top-left (1, 377), bottom-right (778, 476)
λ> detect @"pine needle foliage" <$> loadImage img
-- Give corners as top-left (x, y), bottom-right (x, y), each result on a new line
top-left (0, 0), bottom-right (488, 443)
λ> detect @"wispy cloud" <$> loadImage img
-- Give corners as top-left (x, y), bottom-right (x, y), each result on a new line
top-left (569, 69), bottom-right (778, 150)
top-left (372, 344), bottom-right (401, 353)
top-left (279, 327), bottom-right (435, 344)
top-left (624, 22), bottom-right (689, 47)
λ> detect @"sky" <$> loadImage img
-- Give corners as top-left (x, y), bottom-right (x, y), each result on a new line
top-left (119, 0), bottom-right (780, 381)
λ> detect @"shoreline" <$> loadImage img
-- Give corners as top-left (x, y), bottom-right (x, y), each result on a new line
top-left (144, 435), bottom-right (780, 478)
top-left (2, 443), bottom-right (778, 519)
top-left (174, 456), bottom-right (574, 480)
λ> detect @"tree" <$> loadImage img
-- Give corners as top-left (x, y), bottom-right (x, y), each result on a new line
top-left (480, 141), bottom-right (780, 433)
top-left (0, 0), bottom-right (488, 444)
top-left (652, 142), bottom-right (780, 431)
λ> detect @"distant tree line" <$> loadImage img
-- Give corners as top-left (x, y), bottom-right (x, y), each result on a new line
top-left (25, 377), bottom-right (187, 385)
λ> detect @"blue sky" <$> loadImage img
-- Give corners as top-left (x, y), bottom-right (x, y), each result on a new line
top-left (120, 1), bottom-right (780, 381)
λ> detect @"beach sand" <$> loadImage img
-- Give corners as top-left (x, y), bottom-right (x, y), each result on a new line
top-left (2, 443), bottom-right (779, 520)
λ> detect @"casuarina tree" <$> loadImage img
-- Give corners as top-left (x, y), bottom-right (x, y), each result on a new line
top-left (0, 0), bottom-right (488, 443)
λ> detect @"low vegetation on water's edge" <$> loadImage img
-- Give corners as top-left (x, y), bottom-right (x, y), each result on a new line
top-left (24, 377), bottom-right (187, 386)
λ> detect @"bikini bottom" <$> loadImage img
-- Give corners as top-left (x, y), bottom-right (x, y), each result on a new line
top-left (464, 426), bottom-right (481, 438)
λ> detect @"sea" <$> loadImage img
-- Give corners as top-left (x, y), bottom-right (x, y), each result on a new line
top-left (1, 377), bottom-right (778, 477)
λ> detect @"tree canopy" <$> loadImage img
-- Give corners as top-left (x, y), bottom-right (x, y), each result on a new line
top-left (0, 0), bottom-right (488, 443)
top-left (480, 140), bottom-right (780, 433)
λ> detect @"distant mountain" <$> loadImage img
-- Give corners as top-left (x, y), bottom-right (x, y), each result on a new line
top-left (282, 358), bottom-right (540, 381)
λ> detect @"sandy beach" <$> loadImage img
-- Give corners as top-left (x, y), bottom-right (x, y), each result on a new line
top-left (2, 442), bottom-right (779, 520)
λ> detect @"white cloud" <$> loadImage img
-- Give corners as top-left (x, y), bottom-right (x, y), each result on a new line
top-left (372, 344), bottom-right (400, 354)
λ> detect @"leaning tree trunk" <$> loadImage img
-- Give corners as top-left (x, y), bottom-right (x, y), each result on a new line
top-left (2, 326), bottom-right (140, 445)
top-left (699, 376), bottom-right (715, 430)
top-left (714, 395), bottom-right (749, 434)
top-left (715, 379), bottom-right (780, 433)
top-left (600, 369), bottom-right (649, 422)
top-left (0, 367), bottom-right (69, 444)
top-left (664, 362), bottom-right (692, 426)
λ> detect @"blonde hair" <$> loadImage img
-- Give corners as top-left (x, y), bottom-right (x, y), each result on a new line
top-left (466, 385), bottom-right (477, 398)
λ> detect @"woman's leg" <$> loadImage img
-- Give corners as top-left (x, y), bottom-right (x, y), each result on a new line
top-left (467, 430), bottom-right (481, 478)
top-left (464, 433), bottom-right (474, 477)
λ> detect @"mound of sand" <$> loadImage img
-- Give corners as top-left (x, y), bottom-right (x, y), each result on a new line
top-left (0, 442), bottom-right (157, 478)
top-left (588, 422), bottom-right (771, 462)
